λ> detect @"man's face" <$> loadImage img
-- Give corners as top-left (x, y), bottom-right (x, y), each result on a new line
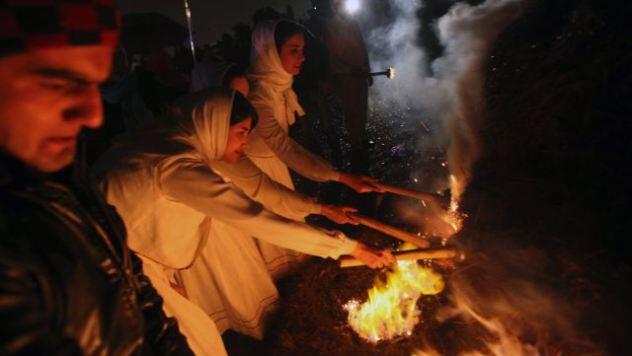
top-left (0, 45), bottom-right (113, 172)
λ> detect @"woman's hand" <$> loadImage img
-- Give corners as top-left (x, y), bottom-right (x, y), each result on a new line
top-left (338, 173), bottom-right (384, 193)
top-left (350, 243), bottom-right (396, 269)
top-left (321, 205), bottom-right (360, 225)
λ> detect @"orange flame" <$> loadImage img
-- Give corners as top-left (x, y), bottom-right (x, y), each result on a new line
top-left (344, 176), bottom-right (464, 343)
top-left (437, 175), bottom-right (466, 240)
top-left (344, 261), bottom-right (445, 343)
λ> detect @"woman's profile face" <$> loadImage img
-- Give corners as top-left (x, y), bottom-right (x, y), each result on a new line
top-left (222, 118), bottom-right (252, 163)
top-left (278, 33), bottom-right (306, 76)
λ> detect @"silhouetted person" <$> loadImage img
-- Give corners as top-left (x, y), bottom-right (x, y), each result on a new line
top-left (316, 0), bottom-right (372, 172)
top-left (136, 49), bottom-right (188, 117)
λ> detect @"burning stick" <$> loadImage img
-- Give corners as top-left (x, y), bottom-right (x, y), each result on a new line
top-left (340, 248), bottom-right (459, 268)
top-left (369, 67), bottom-right (396, 79)
top-left (349, 213), bottom-right (430, 248)
top-left (375, 183), bottom-right (448, 207)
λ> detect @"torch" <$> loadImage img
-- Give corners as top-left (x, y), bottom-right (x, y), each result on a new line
top-left (369, 67), bottom-right (396, 80)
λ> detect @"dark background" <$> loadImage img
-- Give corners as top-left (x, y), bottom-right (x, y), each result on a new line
top-left (118, 0), bottom-right (311, 46)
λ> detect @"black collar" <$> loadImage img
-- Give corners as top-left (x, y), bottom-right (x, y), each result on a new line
top-left (0, 153), bottom-right (38, 188)
top-left (0, 152), bottom-right (75, 189)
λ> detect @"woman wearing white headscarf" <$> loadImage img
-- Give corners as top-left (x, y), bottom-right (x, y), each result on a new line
top-left (246, 20), bottom-right (384, 276)
top-left (94, 89), bottom-right (391, 353)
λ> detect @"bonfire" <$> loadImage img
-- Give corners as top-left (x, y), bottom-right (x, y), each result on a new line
top-left (341, 175), bottom-right (465, 344)
top-left (343, 261), bottom-right (444, 343)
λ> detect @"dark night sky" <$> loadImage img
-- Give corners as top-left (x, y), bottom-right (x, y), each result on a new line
top-left (118, 0), bottom-right (312, 46)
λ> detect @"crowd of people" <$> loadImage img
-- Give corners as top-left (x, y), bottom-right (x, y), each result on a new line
top-left (0, 0), bottom-right (392, 355)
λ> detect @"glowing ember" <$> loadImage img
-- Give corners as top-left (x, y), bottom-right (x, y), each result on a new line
top-left (443, 174), bottom-right (466, 234)
top-left (343, 261), bottom-right (444, 343)
top-left (446, 200), bottom-right (464, 233)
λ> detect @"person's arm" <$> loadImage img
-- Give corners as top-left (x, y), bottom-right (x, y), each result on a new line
top-left (246, 96), bottom-right (340, 183)
top-left (211, 157), bottom-right (322, 220)
top-left (247, 94), bottom-right (381, 193)
top-left (211, 157), bottom-right (360, 225)
top-left (158, 156), bottom-right (383, 261)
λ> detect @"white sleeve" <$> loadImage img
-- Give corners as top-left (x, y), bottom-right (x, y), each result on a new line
top-left (158, 156), bottom-right (356, 259)
top-left (247, 93), bottom-right (340, 182)
top-left (211, 157), bottom-right (322, 220)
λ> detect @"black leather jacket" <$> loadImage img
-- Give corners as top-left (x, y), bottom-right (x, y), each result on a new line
top-left (0, 156), bottom-right (193, 355)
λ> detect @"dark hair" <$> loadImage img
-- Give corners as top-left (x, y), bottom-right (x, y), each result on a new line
top-left (230, 91), bottom-right (258, 128)
top-left (222, 65), bottom-right (247, 87)
top-left (252, 7), bottom-right (282, 25)
top-left (274, 20), bottom-right (306, 52)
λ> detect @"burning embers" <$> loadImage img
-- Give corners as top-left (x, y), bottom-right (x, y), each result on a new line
top-left (444, 175), bottom-right (466, 237)
top-left (343, 261), bottom-right (445, 343)
top-left (343, 175), bottom-right (466, 343)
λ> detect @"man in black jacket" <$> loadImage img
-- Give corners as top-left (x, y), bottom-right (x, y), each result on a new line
top-left (0, 1), bottom-right (193, 354)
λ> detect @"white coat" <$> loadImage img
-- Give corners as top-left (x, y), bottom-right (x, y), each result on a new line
top-left (95, 89), bottom-right (356, 352)
top-left (246, 21), bottom-right (344, 277)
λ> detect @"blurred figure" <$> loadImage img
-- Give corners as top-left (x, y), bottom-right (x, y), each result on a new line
top-left (252, 6), bottom-right (283, 25)
top-left (224, 65), bottom-right (251, 96)
top-left (190, 52), bottom-right (249, 96)
top-left (315, 0), bottom-right (372, 172)
top-left (135, 48), bottom-right (188, 117)
top-left (83, 46), bottom-right (133, 166)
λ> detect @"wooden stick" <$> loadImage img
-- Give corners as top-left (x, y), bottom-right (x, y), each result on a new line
top-left (349, 213), bottom-right (430, 248)
top-left (369, 68), bottom-right (395, 79)
top-left (340, 248), bottom-right (458, 268)
top-left (369, 70), bottom-right (389, 77)
top-left (376, 183), bottom-right (446, 205)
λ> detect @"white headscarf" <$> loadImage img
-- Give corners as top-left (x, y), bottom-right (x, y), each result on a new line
top-left (172, 88), bottom-right (235, 165)
top-left (94, 88), bottom-right (238, 269)
top-left (248, 20), bottom-right (305, 129)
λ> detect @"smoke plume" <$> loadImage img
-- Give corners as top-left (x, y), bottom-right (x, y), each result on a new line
top-left (364, 0), bottom-right (525, 197)
top-left (363, 1), bottom-right (600, 353)
top-left (432, 0), bottom-right (526, 198)
top-left (365, 0), bottom-right (448, 157)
